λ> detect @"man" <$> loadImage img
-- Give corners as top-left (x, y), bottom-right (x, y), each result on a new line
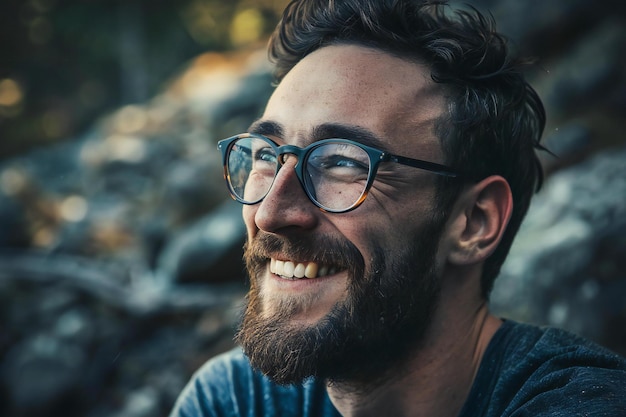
top-left (171, 1), bottom-right (626, 416)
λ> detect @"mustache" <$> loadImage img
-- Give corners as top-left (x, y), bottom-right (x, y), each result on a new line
top-left (244, 231), bottom-right (364, 271)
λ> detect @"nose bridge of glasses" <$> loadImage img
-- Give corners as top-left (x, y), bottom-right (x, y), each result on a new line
top-left (276, 144), bottom-right (306, 166)
top-left (271, 144), bottom-right (315, 203)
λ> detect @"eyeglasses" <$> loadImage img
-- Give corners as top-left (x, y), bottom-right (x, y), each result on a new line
top-left (218, 133), bottom-right (461, 213)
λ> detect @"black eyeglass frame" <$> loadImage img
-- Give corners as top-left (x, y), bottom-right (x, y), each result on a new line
top-left (217, 132), bottom-right (462, 213)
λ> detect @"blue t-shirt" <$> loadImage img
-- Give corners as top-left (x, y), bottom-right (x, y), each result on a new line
top-left (170, 321), bottom-right (626, 416)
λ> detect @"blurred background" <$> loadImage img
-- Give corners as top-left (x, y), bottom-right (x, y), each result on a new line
top-left (0, 0), bottom-right (624, 416)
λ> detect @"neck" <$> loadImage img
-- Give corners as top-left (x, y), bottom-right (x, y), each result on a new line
top-left (326, 300), bottom-right (501, 417)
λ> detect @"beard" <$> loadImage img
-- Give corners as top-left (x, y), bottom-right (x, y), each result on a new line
top-left (235, 215), bottom-right (446, 387)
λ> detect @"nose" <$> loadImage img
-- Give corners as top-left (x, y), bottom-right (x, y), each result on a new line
top-left (251, 156), bottom-right (319, 233)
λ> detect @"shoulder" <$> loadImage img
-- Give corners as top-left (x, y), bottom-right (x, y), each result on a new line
top-left (169, 347), bottom-right (339, 417)
top-left (462, 320), bottom-right (626, 417)
top-left (500, 320), bottom-right (626, 375)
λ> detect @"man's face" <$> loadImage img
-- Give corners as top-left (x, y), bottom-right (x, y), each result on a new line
top-left (236, 44), bottom-right (451, 384)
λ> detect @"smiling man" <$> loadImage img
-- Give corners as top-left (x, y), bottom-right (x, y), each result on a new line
top-left (170, 1), bottom-right (626, 416)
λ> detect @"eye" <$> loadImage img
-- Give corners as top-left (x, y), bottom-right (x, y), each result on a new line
top-left (254, 147), bottom-right (277, 164)
top-left (304, 143), bottom-right (371, 188)
top-left (310, 143), bottom-right (369, 171)
top-left (316, 154), bottom-right (368, 170)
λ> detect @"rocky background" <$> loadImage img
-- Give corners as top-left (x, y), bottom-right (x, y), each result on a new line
top-left (0, 1), bottom-right (625, 416)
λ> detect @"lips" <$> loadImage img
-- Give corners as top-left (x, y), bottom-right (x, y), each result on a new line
top-left (270, 258), bottom-right (338, 280)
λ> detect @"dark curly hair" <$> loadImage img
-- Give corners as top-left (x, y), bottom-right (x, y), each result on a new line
top-left (268, 0), bottom-right (547, 298)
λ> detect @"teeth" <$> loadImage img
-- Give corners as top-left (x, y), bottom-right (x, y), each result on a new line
top-left (283, 261), bottom-right (295, 277)
top-left (269, 258), bottom-right (337, 279)
top-left (275, 260), bottom-right (284, 276)
top-left (304, 263), bottom-right (318, 279)
top-left (294, 263), bottom-right (306, 278)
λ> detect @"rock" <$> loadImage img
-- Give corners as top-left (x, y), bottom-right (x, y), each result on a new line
top-left (491, 145), bottom-right (626, 355)
top-left (540, 123), bottom-right (591, 168)
top-left (543, 22), bottom-right (626, 115)
top-left (155, 199), bottom-right (247, 285)
top-left (1, 333), bottom-right (86, 414)
top-left (0, 193), bottom-right (29, 248)
top-left (0, 253), bottom-right (243, 417)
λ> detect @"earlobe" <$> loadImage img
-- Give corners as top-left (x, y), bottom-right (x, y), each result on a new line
top-left (447, 176), bottom-right (513, 266)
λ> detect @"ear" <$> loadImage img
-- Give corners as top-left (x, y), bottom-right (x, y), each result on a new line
top-left (447, 176), bottom-right (513, 266)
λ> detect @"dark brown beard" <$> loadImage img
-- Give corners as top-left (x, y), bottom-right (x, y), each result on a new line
top-left (236, 217), bottom-right (445, 386)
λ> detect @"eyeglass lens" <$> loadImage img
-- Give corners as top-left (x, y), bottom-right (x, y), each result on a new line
top-left (225, 136), bottom-right (372, 211)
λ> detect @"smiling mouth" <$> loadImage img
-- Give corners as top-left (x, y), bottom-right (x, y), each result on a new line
top-left (270, 258), bottom-right (339, 280)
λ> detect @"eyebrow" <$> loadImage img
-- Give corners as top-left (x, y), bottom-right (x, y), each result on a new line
top-left (247, 120), bottom-right (390, 152)
top-left (248, 120), bottom-right (284, 138)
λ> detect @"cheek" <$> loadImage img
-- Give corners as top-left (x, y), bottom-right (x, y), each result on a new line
top-left (242, 205), bottom-right (258, 240)
top-left (340, 202), bottom-right (418, 241)
top-left (342, 210), bottom-right (436, 266)
top-left (334, 220), bottom-right (394, 267)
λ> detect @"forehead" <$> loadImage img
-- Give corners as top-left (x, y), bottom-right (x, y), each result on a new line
top-left (261, 44), bottom-right (445, 157)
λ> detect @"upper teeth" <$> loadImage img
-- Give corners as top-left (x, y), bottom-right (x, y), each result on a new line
top-left (270, 258), bottom-right (336, 279)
